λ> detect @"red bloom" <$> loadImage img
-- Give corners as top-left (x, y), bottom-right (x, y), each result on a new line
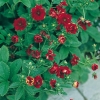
top-left (73, 81), bottom-right (79, 88)
top-left (13, 17), bottom-right (27, 31)
top-left (26, 45), bottom-right (33, 56)
top-left (91, 64), bottom-right (98, 71)
top-left (26, 76), bottom-right (34, 86)
top-left (46, 50), bottom-right (55, 61)
top-left (11, 35), bottom-right (19, 43)
top-left (65, 23), bottom-right (78, 34)
top-left (31, 5), bottom-right (46, 21)
top-left (59, 1), bottom-right (68, 6)
top-left (71, 54), bottom-right (79, 66)
top-left (33, 76), bottom-right (43, 88)
top-left (56, 66), bottom-right (71, 78)
top-left (50, 79), bottom-right (56, 88)
top-left (49, 63), bottom-right (59, 74)
top-left (57, 13), bottom-right (72, 25)
top-left (58, 35), bottom-right (66, 44)
top-left (49, 8), bottom-right (57, 18)
top-left (49, 5), bottom-right (66, 18)
top-left (31, 50), bottom-right (41, 59)
top-left (77, 18), bottom-right (92, 30)
top-left (34, 34), bottom-right (43, 43)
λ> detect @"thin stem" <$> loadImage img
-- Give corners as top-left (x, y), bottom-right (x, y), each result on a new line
top-left (83, 8), bottom-right (85, 19)
top-left (6, 3), bottom-right (15, 17)
top-left (77, 88), bottom-right (88, 100)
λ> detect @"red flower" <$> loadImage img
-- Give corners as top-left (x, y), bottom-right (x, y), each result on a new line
top-left (31, 5), bottom-right (46, 21)
top-left (73, 81), bottom-right (79, 88)
top-left (33, 76), bottom-right (43, 88)
top-left (26, 45), bottom-right (33, 56)
top-left (93, 74), bottom-right (97, 79)
top-left (57, 13), bottom-right (72, 25)
top-left (34, 34), bottom-right (43, 43)
top-left (49, 5), bottom-right (66, 18)
top-left (46, 50), bottom-right (55, 61)
top-left (59, 1), bottom-right (68, 6)
top-left (49, 63), bottom-right (59, 74)
top-left (11, 35), bottom-right (19, 43)
top-left (49, 8), bottom-right (57, 18)
top-left (71, 54), bottom-right (79, 66)
top-left (65, 23), bottom-right (78, 34)
top-left (91, 64), bottom-right (98, 71)
top-left (50, 79), bottom-right (56, 88)
top-left (77, 18), bottom-right (92, 30)
top-left (13, 17), bottom-right (27, 31)
top-left (26, 76), bottom-right (34, 86)
top-left (58, 35), bottom-right (66, 44)
top-left (56, 66), bottom-right (71, 78)
top-left (31, 50), bottom-right (41, 59)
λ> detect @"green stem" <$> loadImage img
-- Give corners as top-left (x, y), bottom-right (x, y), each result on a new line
top-left (78, 61), bottom-right (85, 65)
top-left (6, 3), bottom-right (15, 17)
top-left (83, 8), bottom-right (85, 19)
top-left (77, 88), bottom-right (88, 100)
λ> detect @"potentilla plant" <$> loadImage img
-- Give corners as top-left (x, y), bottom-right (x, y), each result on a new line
top-left (0, 0), bottom-right (100, 100)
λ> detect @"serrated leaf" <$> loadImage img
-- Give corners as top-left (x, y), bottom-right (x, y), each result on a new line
top-left (0, 45), bottom-right (9, 63)
top-left (21, 0), bottom-right (31, 8)
top-left (86, 26), bottom-right (100, 43)
top-left (85, 1), bottom-right (99, 10)
top-left (9, 59), bottom-right (22, 78)
top-left (0, 61), bottom-right (10, 81)
top-left (0, 81), bottom-right (9, 96)
top-left (15, 86), bottom-right (24, 100)
top-left (9, 82), bottom-right (20, 88)
top-left (0, 0), bottom-right (8, 7)
top-left (59, 46), bottom-right (69, 60)
top-left (80, 31), bottom-right (89, 43)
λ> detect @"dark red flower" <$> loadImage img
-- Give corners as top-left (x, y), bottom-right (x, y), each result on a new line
top-left (13, 17), bottom-right (27, 31)
top-left (59, 1), bottom-right (68, 6)
top-left (93, 74), bottom-right (97, 79)
top-left (33, 76), bottom-right (43, 88)
top-left (49, 63), bottom-right (59, 74)
top-left (73, 81), bottom-right (79, 88)
top-left (77, 18), bottom-right (92, 30)
top-left (57, 13), bottom-right (72, 25)
top-left (26, 45), bottom-right (33, 56)
top-left (46, 50), bottom-right (55, 61)
top-left (49, 8), bottom-right (57, 18)
top-left (31, 50), bottom-right (41, 59)
top-left (34, 34), bottom-right (43, 43)
top-left (31, 5), bottom-right (46, 21)
top-left (91, 64), bottom-right (98, 71)
top-left (58, 35), bottom-right (66, 44)
top-left (56, 66), bottom-right (71, 78)
top-left (49, 5), bottom-right (66, 19)
top-left (71, 54), bottom-right (79, 66)
top-left (65, 23), bottom-right (78, 34)
top-left (50, 79), bottom-right (56, 88)
top-left (26, 76), bottom-right (34, 86)
top-left (11, 35), bottom-right (19, 43)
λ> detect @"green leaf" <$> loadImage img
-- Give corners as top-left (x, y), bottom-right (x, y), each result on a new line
top-left (65, 35), bottom-right (81, 47)
top-left (21, 0), bottom-right (31, 8)
top-left (80, 31), bottom-right (89, 43)
top-left (9, 82), bottom-right (20, 88)
top-left (0, 0), bottom-right (8, 7)
top-left (13, 0), bottom-right (20, 4)
top-left (0, 45), bottom-right (9, 63)
top-left (86, 26), bottom-right (100, 43)
top-left (0, 81), bottom-right (9, 96)
top-left (15, 86), bottom-right (24, 100)
top-left (0, 34), bottom-right (5, 40)
top-left (7, 95), bottom-right (15, 100)
top-left (59, 46), bottom-right (69, 60)
top-left (0, 61), bottom-right (10, 82)
top-left (9, 59), bottom-right (22, 78)
top-left (85, 1), bottom-right (99, 10)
